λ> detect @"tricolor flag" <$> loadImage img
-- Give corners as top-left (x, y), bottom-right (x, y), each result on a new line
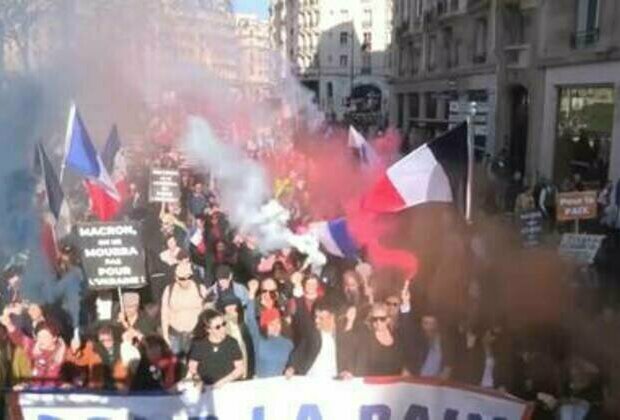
top-left (348, 126), bottom-right (380, 167)
top-left (62, 104), bottom-right (120, 221)
top-left (101, 124), bottom-right (129, 200)
top-left (311, 218), bottom-right (359, 259)
top-left (361, 123), bottom-right (469, 215)
top-left (34, 142), bottom-right (71, 237)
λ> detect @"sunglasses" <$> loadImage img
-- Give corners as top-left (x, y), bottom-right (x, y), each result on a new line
top-left (371, 316), bottom-right (388, 323)
top-left (177, 276), bottom-right (192, 281)
top-left (260, 289), bottom-right (277, 295)
top-left (209, 321), bottom-right (227, 331)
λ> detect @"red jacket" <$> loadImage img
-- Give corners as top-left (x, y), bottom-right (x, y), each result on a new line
top-left (9, 329), bottom-right (66, 388)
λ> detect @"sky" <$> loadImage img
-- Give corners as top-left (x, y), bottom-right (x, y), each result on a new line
top-left (233, 0), bottom-right (269, 19)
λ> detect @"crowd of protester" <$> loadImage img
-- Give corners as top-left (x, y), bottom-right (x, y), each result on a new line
top-left (0, 140), bottom-right (618, 420)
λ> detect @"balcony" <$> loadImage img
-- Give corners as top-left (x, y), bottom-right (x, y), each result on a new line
top-left (571, 29), bottom-right (600, 50)
top-left (504, 44), bottom-right (531, 69)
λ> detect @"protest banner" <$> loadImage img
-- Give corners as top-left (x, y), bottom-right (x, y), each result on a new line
top-left (558, 233), bottom-right (606, 265)
top-left (17, 376), bottom-right (532, 420)
top-left (149, 168), bottom-right (181, 203)
top-left (76, 221), bottom-right (146, 290)
top-left (518, 210), bottom-right (543, 248)
top-left (556, 191), bottom-right (598, 222)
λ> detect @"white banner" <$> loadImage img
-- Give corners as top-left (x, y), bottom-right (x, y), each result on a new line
top-left (17, 377), bottom-right (531, 420)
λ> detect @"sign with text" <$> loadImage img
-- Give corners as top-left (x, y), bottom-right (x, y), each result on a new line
top-left (77, 222), bottom-right (146, 290)
top-left (18, 377), bottom-right (531, 420)
top-left (558, 234), bottom-right (605, 265)
top-left (519, 210), bottom-right (543, 248)
top-left (556, 191), bottom-right (598, 222)
top-left (149, 168), bottom-right (181, 203)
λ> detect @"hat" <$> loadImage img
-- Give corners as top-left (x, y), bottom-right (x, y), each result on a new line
top-left (215, 265), bottom-right (232, 280)
top-left (217, 294), bottom-right (242, 312)
top-left (122, 292), bottom-right (140, 307)
top-left (259, 308), bottom-right (281, 329)
top-left (175, 262), bottom-right (193, 279)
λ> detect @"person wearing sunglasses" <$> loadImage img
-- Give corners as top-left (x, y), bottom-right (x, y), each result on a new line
top-left (355, 303), bottom-right (406, 377)
top-left (161, 263), bottom-right (208, 357)
top-left (187, 309), bottom-right (244, 388)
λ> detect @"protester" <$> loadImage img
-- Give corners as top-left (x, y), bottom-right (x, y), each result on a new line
top-left (0, 311), bottom-right (66, 389)
top-left (289, 274), bottom-right (322, 346)
top-left (161, 263), bottom-right (208, 356)
top-left (285, 298), bottom-right (355, 379)
top-left (246, 280), bottom-right (293, 378)
top-left (355, 303), bottom-right (406, 377)
top-left (116, 292), bottom-right (158, 341)
top-left (187, 309), bottom-right (244, 387)
top-left (131, 335), bottom-right (178, 391)
top-left (209, 265), bottom-right (249, 308)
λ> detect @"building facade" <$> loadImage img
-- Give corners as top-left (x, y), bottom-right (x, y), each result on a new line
top-left (391, 0), bottom-right (620, 189)
top-left (269, 0), bottom-right (394, 125)
top-left (390, 0), bottom-right (499, 156)
top-left (235, 14), bottom-right (274, 101)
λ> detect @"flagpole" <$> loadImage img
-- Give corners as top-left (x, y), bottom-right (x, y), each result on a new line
top-left (59, 102), bottom-right (76, 183)
top-left (465, 102), bottom-right (477, 223)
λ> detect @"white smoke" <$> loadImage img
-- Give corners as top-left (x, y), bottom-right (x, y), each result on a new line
top-left (183, 117), bottom-right (326, 271)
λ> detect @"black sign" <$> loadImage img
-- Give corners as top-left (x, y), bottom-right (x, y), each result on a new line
top-left (149, 168), bottom-right (181, 203)
top-left (77, 222), bottom-right (146, 290)
top-left (519, 210), bottom-right (543, 248)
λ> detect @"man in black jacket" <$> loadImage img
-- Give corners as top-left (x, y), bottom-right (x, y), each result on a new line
top-left (284, 298), bottom-right (355, 379)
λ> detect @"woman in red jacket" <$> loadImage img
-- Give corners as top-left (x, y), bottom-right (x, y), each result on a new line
top-left (0, 312), bottom-right (66, 389)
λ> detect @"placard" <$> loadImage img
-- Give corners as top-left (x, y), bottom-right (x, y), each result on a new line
top-left (519, 210), bottom-right (543, 247)
top-left (149, 168), bottom-right (181, 203)
top-left (77, 222), bottom-right (146, 290)
top-left (558, 234), bottom-right (605, 265)
top-left (556, 191), bottom-right (598, 222)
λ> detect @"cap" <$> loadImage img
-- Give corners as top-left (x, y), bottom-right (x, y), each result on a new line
top-left (215, 265), bottom-right (232, 281)
top-left (217, 294), bottom-right (242, 312)
top-left (122, 292), bottom-right (140, 307)
top-left (260, 308), bottom-right (281, 329)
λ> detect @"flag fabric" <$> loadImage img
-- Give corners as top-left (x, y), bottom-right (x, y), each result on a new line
top-left (311, 218), bottom-right (359, 259)
top-left (361, 123), bottom-right (468, 214)
top-left (102, 124), bottom-right (130, 200)
top-left (63, 104), bottom-right (120, 221)
top-left (101, 124), bottom-right (120, 173)
top-left (63, 104), bottom-right (119, 200)
top-left (35, 142), bottom-right (72, 237)
top-left (348, 126), bottom-right (380, 167)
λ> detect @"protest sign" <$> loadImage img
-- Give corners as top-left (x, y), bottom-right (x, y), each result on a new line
top-left (17, 376), bottom-right (532, 420)
top-left (76, 222), bottom-right (146, 290)
top-left (558, 234), bottom-right (605, 265)
top-left (556, 191), bottom-right (598, 222)
top-left (149, 168), bottom-right (181, 203)
top-left (519, 210), bottom-right (543, 247)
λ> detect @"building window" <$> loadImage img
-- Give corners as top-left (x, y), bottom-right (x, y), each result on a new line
top-left (363, 9), bottom-right (372, 28)
top-left (340, 54), bottom-right (348, 67)
top-left (443, 27), bottom-right (454, 68)
top-left (362, 32), bottom-right (372, 51)
top-left (328, 54), bottom-right (333, 63)
top-left (327, 82), bottom-right (334, 98)
top-left (450, 0), bottom-right (459, 12)
top-left (397, 93), bottom-right (405, 128)
top-left (412, 38), bottom-right (422, 75)
top-left (554, 86), bottom-right (613, 185)
top-left (416, 0), bottom-right (423, 17)
top-left (409, 93), bottom-right (420, 119)
top-left (573, 0), bottom-right (600, 48)
top-left (427, 34), bottom-right (437, 71)
top-left (340, 31), bottom-right (349, 46)
top-left (425, 92), bottom-right (437, 119)
top-left (361, 53), bottom-right (371, 74)
top-left (473, 18), bottom-right (488, 64)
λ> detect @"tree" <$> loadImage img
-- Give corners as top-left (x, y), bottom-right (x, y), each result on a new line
top-left (0, 0), bottom-right (55, 72)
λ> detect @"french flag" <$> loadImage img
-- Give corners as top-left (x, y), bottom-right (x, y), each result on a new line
top-left (62, 104), bottom-right (120, 221)
top-left (361, 123), bottom-right (469, 214)
top-left (311, 218), bottom-right (359, 259)
top-left (101, 124), bottom-right (130, 201)
top-left (348, 125), bottom-right (380, 167)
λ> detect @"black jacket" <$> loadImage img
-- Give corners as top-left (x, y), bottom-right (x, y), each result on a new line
top-left (287, 326), bottom-right (357, 375)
